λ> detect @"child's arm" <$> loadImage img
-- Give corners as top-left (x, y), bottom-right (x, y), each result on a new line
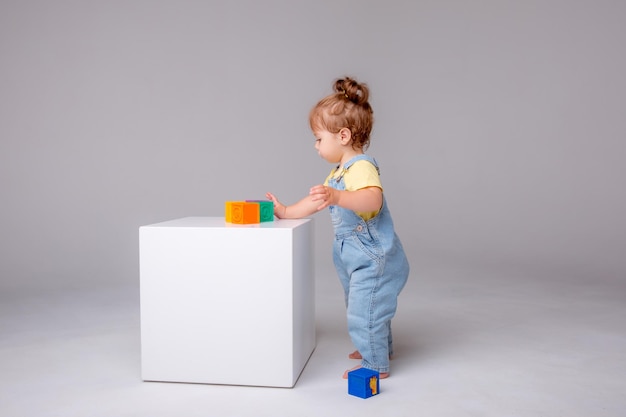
top-left (266, 184), bottom-right (382, 219)
top-left (265, 192), bottom-right (321, 219)
top-left (309, 185), bottom-right (382, 213)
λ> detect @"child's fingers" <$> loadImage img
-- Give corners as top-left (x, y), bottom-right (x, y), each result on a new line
top-left (310, 192), bottom-right (325, 202)
top-left (309, 185), bottom-right (329, 199)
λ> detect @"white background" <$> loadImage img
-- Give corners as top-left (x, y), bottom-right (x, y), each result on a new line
top-left (1, 2), bottom-right (625, 416)
top-left (1, 0), bottom-right (624, 292)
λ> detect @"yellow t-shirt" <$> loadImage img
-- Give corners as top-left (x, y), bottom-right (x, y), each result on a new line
top-left (324, 159), bottom-right (383, 221)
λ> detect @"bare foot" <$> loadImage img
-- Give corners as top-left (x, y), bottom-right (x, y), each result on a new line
top-left (348, 350), bottom-right (362, 359)
top-left (342, 365), bottom-right (389, 379)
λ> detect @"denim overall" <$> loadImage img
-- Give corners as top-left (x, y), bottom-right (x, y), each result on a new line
top-left (327, 154), bottom-right (410, 373)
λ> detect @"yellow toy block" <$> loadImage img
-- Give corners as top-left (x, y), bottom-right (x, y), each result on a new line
top-left (225, 201), bottom-right (260, 224)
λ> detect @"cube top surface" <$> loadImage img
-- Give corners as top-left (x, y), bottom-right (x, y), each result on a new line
top-left (142, 216), bottom-right (310, 230)
top-left (349, 368), bottom-right (379, 379)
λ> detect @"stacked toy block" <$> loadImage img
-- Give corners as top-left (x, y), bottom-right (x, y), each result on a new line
top-left (348, 368), bottom-right (380, 398)
top-left (225, 200), bottom-right (274, 224)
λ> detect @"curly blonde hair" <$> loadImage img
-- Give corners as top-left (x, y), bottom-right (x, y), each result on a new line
top-left (309, 77), bottom-right (374, 150)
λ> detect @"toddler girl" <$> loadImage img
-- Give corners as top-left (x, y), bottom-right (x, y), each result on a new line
top-left (266, 77), bottom-right (410, 378)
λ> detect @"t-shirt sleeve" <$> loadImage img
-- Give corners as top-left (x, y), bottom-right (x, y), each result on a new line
top-left (344, 160), bottom-right (383, 192)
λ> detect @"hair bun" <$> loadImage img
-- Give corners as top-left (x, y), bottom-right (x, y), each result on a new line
top-left (334, 77), bottom-right (369, 105)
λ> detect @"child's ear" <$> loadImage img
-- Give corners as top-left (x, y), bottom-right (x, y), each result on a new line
top-left (339, 128), bottom-right (352, 145)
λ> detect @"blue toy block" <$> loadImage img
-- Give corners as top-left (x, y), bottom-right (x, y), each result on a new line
top-left (348, 368), bottom-right (380, 398)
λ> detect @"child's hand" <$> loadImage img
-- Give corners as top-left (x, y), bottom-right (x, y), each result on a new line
top-left (309, 185), bottom-right (337, 211)
top-left (265, 192), bottom-right (286, 218)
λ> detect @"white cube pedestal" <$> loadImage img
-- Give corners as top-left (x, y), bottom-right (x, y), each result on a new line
top-left (139, 217), bottom-right (315, 387)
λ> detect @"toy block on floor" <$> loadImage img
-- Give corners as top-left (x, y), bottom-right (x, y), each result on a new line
top-left (246, 200), bottom-right (274, 222)
top-left (225, 201), bottom-right (260, 224)
top-left (348, 368), bottom-right (380, 398)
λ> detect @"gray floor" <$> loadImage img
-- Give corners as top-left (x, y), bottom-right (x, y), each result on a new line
top-left (1, 263), bottom-right (625, 417)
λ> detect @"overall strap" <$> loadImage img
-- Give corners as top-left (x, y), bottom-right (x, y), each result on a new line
top-left (343, 154), bottom-right (380, 174)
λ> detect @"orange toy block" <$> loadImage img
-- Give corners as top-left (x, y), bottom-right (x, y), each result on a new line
top-left (225, 201), bottom-right (260, 224)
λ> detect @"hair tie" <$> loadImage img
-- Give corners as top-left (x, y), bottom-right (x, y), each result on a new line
top-left (339, 88), bottom-right (349, 99)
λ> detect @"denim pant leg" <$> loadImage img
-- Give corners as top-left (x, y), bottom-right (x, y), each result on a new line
top-left (345, 247), bottom-right (409, 372)
top-left (387, 322), bottom-right (394, 357)
top-left (333, 239), bottom-right (350, 306)
top-left (335, 241), bottom-right (394, 360)
top-left (334, 238), bottom-right (385, 373)
top-left (381, 248), bottom-right (409, 359)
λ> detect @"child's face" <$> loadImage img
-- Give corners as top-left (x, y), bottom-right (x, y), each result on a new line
top-left (313, 129), bottom-right (345, 164)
